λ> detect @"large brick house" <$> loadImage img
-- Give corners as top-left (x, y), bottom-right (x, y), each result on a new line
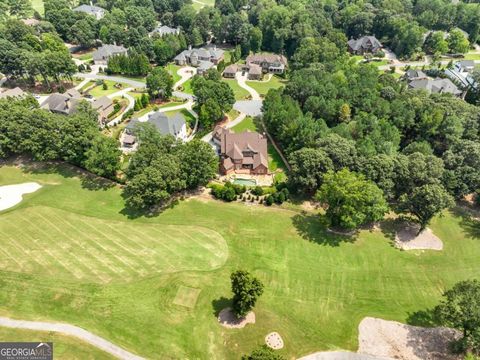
top-left (214, 126), bottom-right (268, 175)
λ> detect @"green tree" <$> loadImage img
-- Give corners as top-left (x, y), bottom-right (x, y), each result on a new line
top-left (316, 169), bottom-right (388, 230)
top-left (84, 136), bottom-right (121, 180)
top-left (423, 31), bottom-right (449, 55)
top-left (288, 148), bottom-right (333, 194)
top-left (435, 280), bottom-right (480, 355)
top-left (177, 139), bottom-right (217, 189)
top-left (248, 27), bottom-right (262, 53)
top-left (124, 154), bottom-right (185, 209)
top-left (448, 29), bottom-right (470, 54)
top-left (8, 0), bottom-right (32, 18)
top-left (242, 346), bottom-right (285, 360)
top-left (398, 184), bottom-right (454, 233)
top-left (230, 270), bottom-right (264, 318)
top-left (146, 67), bottom-right (173, 100)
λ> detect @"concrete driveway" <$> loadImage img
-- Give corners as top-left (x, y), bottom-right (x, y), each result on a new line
top-left (233, 100), bottom-right (263, 117)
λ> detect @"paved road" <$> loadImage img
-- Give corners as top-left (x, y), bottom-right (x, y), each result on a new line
top-left (75, 73), bottom-right (146, 88)
top-left (0, 317), bottom-right (145, 360)
top-left (107, 88), bottom-right (135, 127)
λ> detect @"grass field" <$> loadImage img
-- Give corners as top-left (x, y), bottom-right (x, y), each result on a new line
top-left (246, 76), bottom-right (287, 96)
top-left (166, 63), bottom-right (182, 84)
top-left (1, 163), bottom-right (480, 359)
top-left (222, 79), bottom-right (250, 100)
top-left (231, 116), bottom-right (256, 132)
top-left (0, 328), bottom-right (115, 360)
top-left (31, 0), bottom-right (44, 14)
top-left (88, 81), bottom-right (125, 98)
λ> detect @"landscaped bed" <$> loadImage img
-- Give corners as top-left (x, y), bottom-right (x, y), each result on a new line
top-left (1, 163), bottom-right (480, 359)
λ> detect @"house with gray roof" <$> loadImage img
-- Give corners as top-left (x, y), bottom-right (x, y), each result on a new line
top-left (348, 36), bottom-right (382, 55)
top-left (124, 111), bottom-right (188, 146)
top-left (0, 87), bottom-right (25, 99)
top-left (92, 96), bottom-right (114, 125)
top-left (404, 69), bottom-right (428, 81)
top-left (40, 90), bottom-right (82, 115)
top-left (73, 3), bottom-right (106, 20)
top-left (93, 44), bottom-right (128, 65)
top-left (408, 77), bottom-right (463, 96)
top-left (150, 25), bottom-right (180, 37)
top-left (174, 45), bottom-right (224, 75)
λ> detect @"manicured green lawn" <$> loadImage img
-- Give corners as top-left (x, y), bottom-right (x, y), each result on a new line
top-left (0, 328), bottom-right (115, 360)
top-left (166, 63), bottom-right (182, 84)
top-left (181, 78), bottom-right (194, 94)
top-left (88, 80), bottom-right (125, 98)
top-left (232, 116), bottom-right (256, 133)
top-left (73, 52), bottom-right (94, 62)
top-left (246, 76), bottom-right (287, 96)
top-left (31, 0), bottom-right (44, 14)
top-left (222, 79), bottom-right (250, 100)
top-left (464, 52), bottom-right (480, 60)
top-left (1, 164), bottom-right (480, 359)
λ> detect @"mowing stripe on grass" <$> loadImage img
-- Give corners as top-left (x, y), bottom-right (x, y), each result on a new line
top-left (0, 206), bottom-right (228, 283)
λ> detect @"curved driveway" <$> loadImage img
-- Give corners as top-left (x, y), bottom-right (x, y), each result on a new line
top-left (0, 316), bottom-right (145, 360)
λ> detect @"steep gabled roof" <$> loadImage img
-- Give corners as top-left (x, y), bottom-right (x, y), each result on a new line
top-left (347, 36), bottom-right (382, 51)
top-left (73, 4), bottom-right (105, 15)
top-left (93, 44), bottom-right (128, 61)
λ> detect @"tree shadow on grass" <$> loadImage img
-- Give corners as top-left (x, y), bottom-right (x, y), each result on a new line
top-left (119, 194), bottom-right (181, 219)
top-left (20, 160), bottom-right (116, 191)
top-left (406, 307), bottom-right (440, 327)
top-left (211, 296), bottom-right (231, 317)
top-left (291, 211), bottom-right (356, 246)
top-left (451, 205), bottom-right (480, 239)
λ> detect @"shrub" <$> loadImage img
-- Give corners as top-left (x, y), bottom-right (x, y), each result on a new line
top-left (102, 82), bottom-right (108, 90)
top-left (210, 184), bottom-right (238, 202)
top-left (251, 186), bottom-right (264, 196)
top-left (265, 195), bottom-right (273, 206)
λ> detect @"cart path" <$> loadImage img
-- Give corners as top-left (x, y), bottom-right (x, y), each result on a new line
top-left (0, 316), bottom-right (145, 360)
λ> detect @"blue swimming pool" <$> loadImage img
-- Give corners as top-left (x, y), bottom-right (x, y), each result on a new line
top-left (232, 178), bottom-right (257, 186)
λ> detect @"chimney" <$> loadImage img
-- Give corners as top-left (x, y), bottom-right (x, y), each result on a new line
top-left (90, 1), bottom-right (93, 6)
top-left (214, 45), bottom-right (216, 51)
top-left (188, 45), bottom-right (192, 51)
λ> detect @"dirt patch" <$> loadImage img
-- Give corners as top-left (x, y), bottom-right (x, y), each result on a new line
top-left (265, 332), bottom-right (284, 349)
top-left (217, 308), bottom-right (255, 329)
top-left (395, 226), bottom-right (443, 251)
top-left (358, 317), bottom-right (461, 360)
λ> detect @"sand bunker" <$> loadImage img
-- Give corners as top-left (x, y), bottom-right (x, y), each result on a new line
top-left (358, 317), bottom-right (461, 360)
top-left (298, 351), bottom-right (390, 360)
top-left (217, 308), bottom-right (255, 329)
top-left (299, 317), bottom-right (461, 360)
top-left (0, 182), bottom-right (41, 211)
top-left (265, 332), bottom-right (284, 350)
top-left (395, 226), bottom-right (443, 251)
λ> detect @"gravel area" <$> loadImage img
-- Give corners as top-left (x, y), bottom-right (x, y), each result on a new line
top-left (395, 226), bottom-right (443, 250)
top-left (358, 317), bottom-right (461, 360)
